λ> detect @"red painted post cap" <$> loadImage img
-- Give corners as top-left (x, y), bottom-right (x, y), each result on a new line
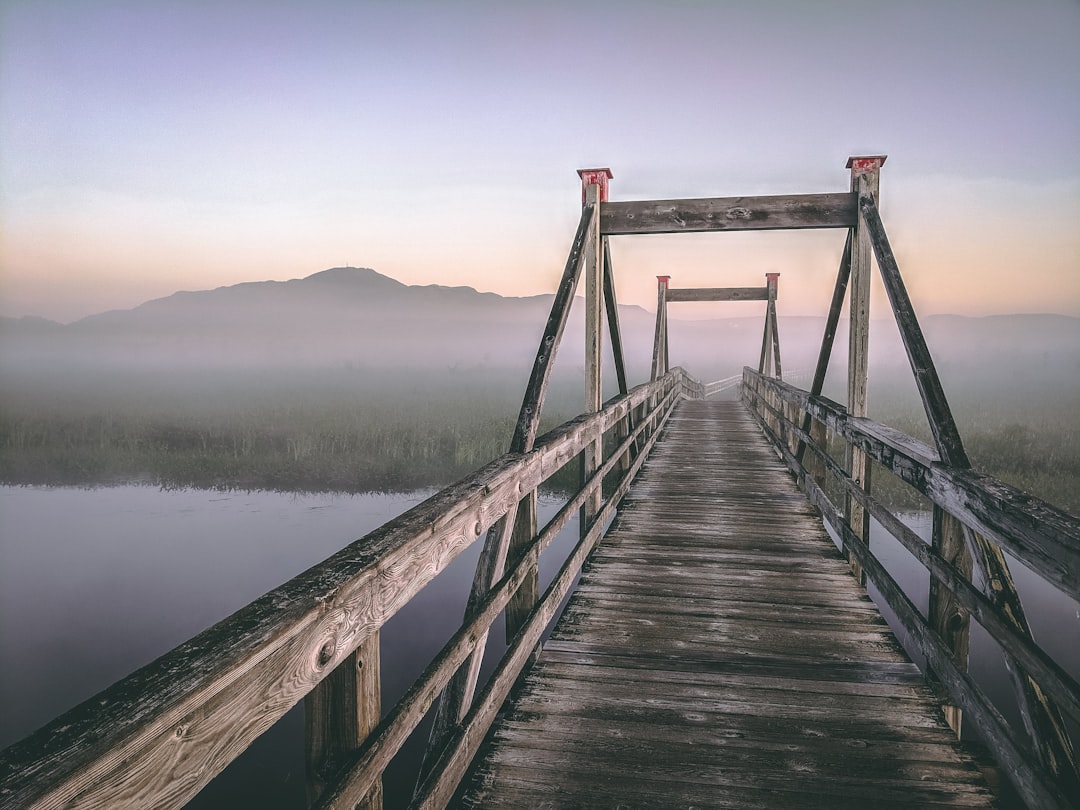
top-left (657, 275), bottom-right (671, 287)
top-left (845, 155), bottom-right (888, 173)
top-left (765, 272), bottom-right (780, 282)
top-left (577, 167), bottom-right (614, 203)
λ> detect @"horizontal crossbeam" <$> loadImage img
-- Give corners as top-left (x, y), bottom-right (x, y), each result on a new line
top-left (600, 192), bottom-right (856, 235)
top-left (666, 287), bottom-right (768, 303)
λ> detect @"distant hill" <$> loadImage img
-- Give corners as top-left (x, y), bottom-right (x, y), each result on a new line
top-left (2, 267), bottom-right (1078, 389)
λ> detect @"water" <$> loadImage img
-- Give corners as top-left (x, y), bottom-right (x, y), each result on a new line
top-left (0, 484), bottom-right (581, 808)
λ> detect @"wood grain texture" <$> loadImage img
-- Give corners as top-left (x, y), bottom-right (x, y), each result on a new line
top-left (600, 192), bottom-right (856, 235)
top-left (666, 286), bottom-right (768, 303)
top-left (458, 400), bottom-right (996, 808)
top-left (745, 369), bottom-right (1080, 600)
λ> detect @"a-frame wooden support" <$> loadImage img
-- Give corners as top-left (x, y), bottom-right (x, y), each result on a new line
top-left (652, 274), bottom-right (783, 382)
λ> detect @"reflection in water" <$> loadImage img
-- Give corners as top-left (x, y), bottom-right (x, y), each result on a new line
top-left (0, 485), bottom-right (580, 808)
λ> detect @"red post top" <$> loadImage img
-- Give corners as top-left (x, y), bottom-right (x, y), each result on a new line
top-left (577, 167), bottom-right (613, 203)
top-left (765, 272), bottom-right (780, 283)
top-left (846, 155), bottom-right (888, 174)
top-left (656, 275), bottom-right (671, 288)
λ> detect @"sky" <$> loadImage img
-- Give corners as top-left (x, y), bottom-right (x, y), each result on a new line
top-left (1, 0), bottom-right (1078, 323)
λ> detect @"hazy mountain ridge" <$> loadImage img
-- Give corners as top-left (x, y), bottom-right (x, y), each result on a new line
top-left (2, 267), bottom-right (1077, 383)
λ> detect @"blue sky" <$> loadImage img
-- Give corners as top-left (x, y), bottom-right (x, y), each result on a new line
top-left (1, 0), bottom-right (1078, 322)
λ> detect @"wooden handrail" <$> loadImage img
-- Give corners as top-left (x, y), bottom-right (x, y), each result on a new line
top-left (0, 368), bottom-right (696, 810)
top-left (742, 368), bottom-right (1079, 809)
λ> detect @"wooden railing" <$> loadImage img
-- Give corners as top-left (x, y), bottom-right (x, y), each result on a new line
top-left (742, 369), bottom-right (1080, 809)
top-left (0, 366), bottom-right (700, 809)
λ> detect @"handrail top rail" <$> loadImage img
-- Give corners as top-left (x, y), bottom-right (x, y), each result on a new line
top-left (743, 367), bottom-right (1080, 599)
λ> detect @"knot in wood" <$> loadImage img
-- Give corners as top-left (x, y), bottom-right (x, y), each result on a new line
top-left (726, 207), bottom-right (751, 220)
top-left (317, 638), bottom-right (337, 668)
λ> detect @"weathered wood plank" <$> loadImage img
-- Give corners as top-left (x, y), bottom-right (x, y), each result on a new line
top-left (666, 286), bottom-right (768, 302)
top-left (459, 400), bottom-right (997, 808)
top-left (599, 192), bottom-right (857, 234)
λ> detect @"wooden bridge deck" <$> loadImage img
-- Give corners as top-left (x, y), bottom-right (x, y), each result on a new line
top-left (458, 399), bottom-right (997, 809)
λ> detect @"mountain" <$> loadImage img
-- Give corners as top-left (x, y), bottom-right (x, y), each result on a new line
top-left (2, 268), bottom-right (1078, 389)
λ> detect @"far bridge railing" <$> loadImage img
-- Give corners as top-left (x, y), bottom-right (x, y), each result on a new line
top-left (742, 368), bottom-right (1080, 809)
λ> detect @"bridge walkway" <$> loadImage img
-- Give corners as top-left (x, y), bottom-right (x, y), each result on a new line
top-left (458, 399), bottom-right (997, 808)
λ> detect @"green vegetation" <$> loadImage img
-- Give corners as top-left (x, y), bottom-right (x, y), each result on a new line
top-left (2, 363), bottom-right (1076, 515)
top-left (823, 373), bottom-right (1080, 516)
top-left (0, 366), bottom-right (580, 494)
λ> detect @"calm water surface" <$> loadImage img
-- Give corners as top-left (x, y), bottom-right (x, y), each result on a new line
top-left (0, 484), bottom-right (579, 808)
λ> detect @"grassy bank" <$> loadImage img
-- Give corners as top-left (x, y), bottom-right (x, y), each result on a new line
top-left (2, 364), bottom-right (1077, 515)
top-left (0, 366), bottom-right (580, 494)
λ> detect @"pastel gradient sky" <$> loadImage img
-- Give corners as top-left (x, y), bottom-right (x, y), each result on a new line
top-left (1, 0), bottom-right (1077, 323)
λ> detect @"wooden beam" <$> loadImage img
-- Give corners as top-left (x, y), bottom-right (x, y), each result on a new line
top-left (650, 277), bottom-right (668, 381)
top-left (845, 160), bottom-right (882, 585)
top-left (748, 385), bottom-right (1080, 732)
top-left (599, 192), bottom-right (856, 235)
top-left (582, 183), bottom-right (603, 545)
top-left (305, 634), bottom-right (382, 808)
top-left (509, 204), bottom-right (596, 454)
top-left (857, 191), bottom-right (967, 468)
top-left (665, 286), bottom-right (768, 303)
top-left (795, 231), bottom-right (851, 466)
top-left (602, 240), bottom-right (629, 397)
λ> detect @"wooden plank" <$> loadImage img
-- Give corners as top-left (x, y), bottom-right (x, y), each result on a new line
top-left (666, 286), bottom-right (768, 303)
top-left (599, 192), bottom-right (857, 235)
top-left (304, 634), bottom-right (381, 808)
top-left (459, 400), bottom-right (997, 808)
top-left (846, 167), bottom-right (877, 586)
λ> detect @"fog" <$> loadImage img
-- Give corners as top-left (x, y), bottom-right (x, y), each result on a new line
top-left (2, 266), bottom-right (1077, 505)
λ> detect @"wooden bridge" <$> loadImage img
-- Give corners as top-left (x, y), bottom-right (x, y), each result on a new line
top-left (1, 159), bottom-right (1078, 809)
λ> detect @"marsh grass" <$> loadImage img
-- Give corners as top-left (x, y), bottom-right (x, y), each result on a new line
top-left (0, 366), bottom-right (580, 494)
top-left (2, 364), bottom-right (1076, 513)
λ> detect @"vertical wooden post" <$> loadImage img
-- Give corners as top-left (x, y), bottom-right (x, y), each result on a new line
top-left (844, 155), bottom-right (885, 585)
top-left (758, 272), bottom-right (782, 380)
top-left (651, 276), bottom-right (670, 381)
top-left (929, 507), bottom-right (971, 736)
top-left (305, 632), bottom-right (382, 809)
top-left (505, 494), bottom-right (538, 639)
top-left (578, 168), bottom-right (610, 538)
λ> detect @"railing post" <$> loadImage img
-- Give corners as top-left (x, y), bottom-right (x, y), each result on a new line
top-left (929, 507), bottom-right (971, 736)
top-left (305, 632), bottom-right (382, 808)
top-left (844, 155), bottom-right (886, 584)
top-left (651, 276), bottom-right (670, 381)
top-left (579, 168), bottom-right (610, 538)
top-left (758, 272), bottom-right (782, 379)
